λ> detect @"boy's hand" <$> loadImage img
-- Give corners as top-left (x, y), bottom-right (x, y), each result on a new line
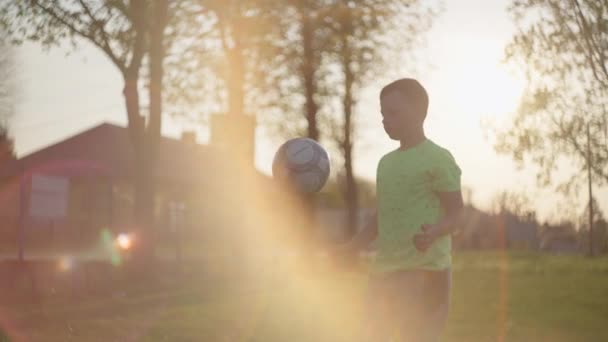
top-left (413, 224), bottom-right (442, 252)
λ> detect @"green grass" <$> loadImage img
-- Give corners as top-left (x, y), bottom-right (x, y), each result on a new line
top-left (1, 252), bottom-right (607, 341)
top-left (448, 252), bottom-right (608, 342)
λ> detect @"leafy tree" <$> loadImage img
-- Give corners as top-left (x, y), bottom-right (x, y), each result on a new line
top-left (0, 0), bottom-right (172, 262)
top-left (327, 0), bottom-right (438, 235)
top-left (497, 0), bottom-right (608, 195)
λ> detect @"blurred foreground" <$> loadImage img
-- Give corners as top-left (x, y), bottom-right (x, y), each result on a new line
top-left (0, 251), bottom-right (607, 342)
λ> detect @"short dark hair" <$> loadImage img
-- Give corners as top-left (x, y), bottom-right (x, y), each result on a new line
top-left (380, 78), bottom-right (429, 119)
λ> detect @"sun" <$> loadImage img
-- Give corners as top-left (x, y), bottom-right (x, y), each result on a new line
top-left (443, 49), bottom-right (526, 118)
top-left (474, 64), bottom-right (525, 117)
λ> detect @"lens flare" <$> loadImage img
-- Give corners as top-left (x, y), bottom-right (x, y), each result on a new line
top-left (116, 233), bottom-right (132, 250)
top-left (58, 256), bottom-right (75, 272)
top-left (100, 228), bottom-right (123, 266)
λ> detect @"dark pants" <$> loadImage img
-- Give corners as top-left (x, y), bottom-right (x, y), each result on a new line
top-left (361, 269), bottom-right (451, 342)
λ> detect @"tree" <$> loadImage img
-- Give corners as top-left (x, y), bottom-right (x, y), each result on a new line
top-left (0, 0), bottom-right (172, 263)
top-left (580, 195), bottom-right (606, 255)
top-left (0, 130), bottom-right (13, 159)
top-left (165, 0), bottom-right (288, 147)
top-left (0, 126), bottom-right (15, 163)
top-left (218, 0), bottom-right (331, 147)
top-left (264, 1), bottom-right (337, 234)
top-left (266, 0), bottom-right (337, 141)
top-left (295, 1), bottom-right (323, 141)
top-left (491, 190), bottom-right (536, 220)
top-left (175, 1), bottom-right (342, 145)
top-left (326, 0), bottom-right (438, 236)
top-left (0, 35), bottom-right (12, 117)
top-left (170, 1), bottom-right (336, 247)
top-left (0, 31), bottom-right (15, 163)
top-left (169, 1), bottom-right (273, 117)
top-left (257, 1), bottom-right (438, 238)
top-left (497, 0), bottom-right (608, 196)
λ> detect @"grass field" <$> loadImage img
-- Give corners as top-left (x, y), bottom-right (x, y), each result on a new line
top-left (1, 251), bottom-right (607, 341)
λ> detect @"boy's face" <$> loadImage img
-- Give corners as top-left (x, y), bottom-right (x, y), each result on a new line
top-left (380, 90), bottom-right (422, 141)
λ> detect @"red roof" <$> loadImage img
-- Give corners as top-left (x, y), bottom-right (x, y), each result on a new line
top-left (0, 123), bottom-right (227, 184)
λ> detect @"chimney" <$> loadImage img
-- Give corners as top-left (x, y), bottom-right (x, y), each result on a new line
top-left (181, 131), bottom-right (197, 145)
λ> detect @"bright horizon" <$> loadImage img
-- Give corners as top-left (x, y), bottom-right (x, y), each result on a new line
top-left (9, 0), bottom-right (607, 222)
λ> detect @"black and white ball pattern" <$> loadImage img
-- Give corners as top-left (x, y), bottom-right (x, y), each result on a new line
top-left (272, 138), bottom-right (331, 193)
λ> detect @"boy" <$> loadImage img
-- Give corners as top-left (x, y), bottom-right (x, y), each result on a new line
top-left (340, 78), bottom-right (463, 341)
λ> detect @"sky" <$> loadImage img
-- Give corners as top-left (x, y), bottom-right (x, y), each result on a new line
top-left (9, 0), bottom-right (607, 222)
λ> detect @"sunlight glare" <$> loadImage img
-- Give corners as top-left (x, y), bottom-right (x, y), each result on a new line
top-left (58, 256), bottom-right (75, 272)
top-left (439, 41), bottom-right (526, 119)
top-left (116, 233), bottom-right (132, 250)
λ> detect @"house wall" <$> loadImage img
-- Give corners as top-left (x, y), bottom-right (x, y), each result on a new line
top-left (3, 168), bottom-right (375, 258)
top-left (0, 176), bottom-right (128, 252)
top-left (0, 177), bottom-right (22, 247)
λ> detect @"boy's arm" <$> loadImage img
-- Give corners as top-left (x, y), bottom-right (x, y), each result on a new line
top-left (413, 191), bottom-right (464, 252)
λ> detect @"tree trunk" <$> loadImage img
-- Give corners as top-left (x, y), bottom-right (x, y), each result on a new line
top-left (300, 8), bottom-right (319, 141)
top-left (340, 9), bottom-right (358, 239)
top-left (132, 0), bottom-right (167, 265)
top-left (343, 68), bottom-right (358, 239)
top-left (132, 163), bottom-right (154, 259)
top-left (299, 6), bottom-right (321, 247)
top-left (124, 77), bottom-right (155, 267)
top-left (121, 0), bottom-right (165, 269)
top-left (218, 8), bottom-right (245, 117)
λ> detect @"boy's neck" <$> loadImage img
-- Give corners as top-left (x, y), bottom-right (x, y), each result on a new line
top-left (399, 129), bottom-right (426, 150)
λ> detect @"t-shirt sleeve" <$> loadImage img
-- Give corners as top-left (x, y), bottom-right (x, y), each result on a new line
top-left (430, 150), bottom-right (462, 192)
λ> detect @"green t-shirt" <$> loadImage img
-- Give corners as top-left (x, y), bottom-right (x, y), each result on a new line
top-left (370, 139), bottom-right (461, 273)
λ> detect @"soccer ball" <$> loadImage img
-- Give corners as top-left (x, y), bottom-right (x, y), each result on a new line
top-left (272, 138), bottom-right (331, 193)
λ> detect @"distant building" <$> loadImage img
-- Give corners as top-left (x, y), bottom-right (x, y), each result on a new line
top-left (453, 206), bottom-right (539, 251)
top-left (504, 213), bottom-right (539, 250)
top-left (539, 224), bottom-right (579, 254)
top-left (577, 219), bottom-right (608, 255)
top-left (0, 122), bottom-right (267, 256)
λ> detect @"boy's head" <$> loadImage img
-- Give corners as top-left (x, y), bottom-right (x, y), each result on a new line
top-left (380, 78), bottom-right (428, 141)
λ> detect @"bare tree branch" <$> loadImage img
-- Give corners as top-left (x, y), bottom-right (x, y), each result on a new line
top-left (572, 0), bottom-right (608, 88)
top-left (76, 0), bottom-right (123, 69)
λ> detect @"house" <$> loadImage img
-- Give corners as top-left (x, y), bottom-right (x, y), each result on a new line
top-left (453, 206), bottom-right (539, 251)
top-left (504, 212), bottom-right (539, 250)
top-left (0, 121), bottom-right (269, 256)
top-left (453, 205), bottom-right (501, 250)
top-left (539, 223), bottom-right (579, 254)
top-left (577, 219), bottom-right (608, 255)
